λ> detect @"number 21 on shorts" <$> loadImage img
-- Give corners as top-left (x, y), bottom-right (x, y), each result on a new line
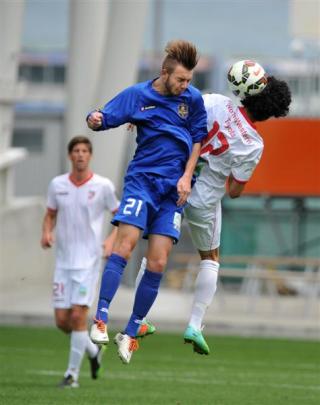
top-left (123, 198), bottom-right (143, 217)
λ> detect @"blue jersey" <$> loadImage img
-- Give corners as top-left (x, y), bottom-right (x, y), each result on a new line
top-left (93, 79), bottom-right (207, 179)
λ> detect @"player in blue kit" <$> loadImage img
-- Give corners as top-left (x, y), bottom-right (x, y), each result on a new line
top-left (86, 40), bottom-right (207, 364)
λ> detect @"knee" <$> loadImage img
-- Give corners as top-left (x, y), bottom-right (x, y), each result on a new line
top-left (147, 257), bottom-right (167, 273)
top-left (200, 248), bottom-right (219, 262)
top-left (70, 308), bottom-right (87, 330)
top-left (113, 238), bottom-right (136, 260)
top-left (69, 311), bottom-right (82, 329)
top-left (55, 318), bottom-right (70, 333)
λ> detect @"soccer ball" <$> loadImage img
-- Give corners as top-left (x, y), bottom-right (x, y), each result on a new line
top-left (227, 60), bottom-right (268, 99)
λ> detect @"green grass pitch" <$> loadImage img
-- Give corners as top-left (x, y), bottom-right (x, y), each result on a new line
top-left (0, 325), bottom-right (319, 405)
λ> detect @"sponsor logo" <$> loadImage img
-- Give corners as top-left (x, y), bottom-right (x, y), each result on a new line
top-left (100, 307), bottom-right (109, 313)
top-left (226, 101), bottom-right (253, 144)
top-left (178, 103), bottom-right (188, 118)
top-left (57, 191), bottom-right (68, 196)
top-left (141, 105), bottom-right (156, 111)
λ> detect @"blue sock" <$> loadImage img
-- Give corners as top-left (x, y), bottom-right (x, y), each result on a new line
top-left (95, 253), bottom-right (127, 322)
top-left (124, 269), bottom-right (163, 337)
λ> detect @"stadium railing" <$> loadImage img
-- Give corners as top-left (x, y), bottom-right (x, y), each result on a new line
top-left (169, 254), bottom-right (320, 318)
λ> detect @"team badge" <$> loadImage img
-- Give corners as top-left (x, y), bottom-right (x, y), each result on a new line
top-left (88, 190), bottom-right (95, 200)
top-left (177, 103), bottom-right (189, 118)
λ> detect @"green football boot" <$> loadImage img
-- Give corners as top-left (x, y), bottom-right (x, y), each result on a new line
top-left (183, 325), bottom-right (210, 355)
top-left (136, 319), bottom-right (156, 338)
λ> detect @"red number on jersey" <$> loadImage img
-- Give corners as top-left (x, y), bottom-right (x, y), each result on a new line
top-left (201, 121), bottom-right (229, 156)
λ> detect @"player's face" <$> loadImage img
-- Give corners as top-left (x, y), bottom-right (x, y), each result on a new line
top-left (69, 143), bottom-right (92, 172)
top-left (163, 64), bottom-right (193, 96)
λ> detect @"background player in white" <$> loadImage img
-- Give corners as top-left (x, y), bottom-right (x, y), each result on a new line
top-left (135, 75), bottom-right (291, 355)
top-left (41, 136), bottom-right (119, 387)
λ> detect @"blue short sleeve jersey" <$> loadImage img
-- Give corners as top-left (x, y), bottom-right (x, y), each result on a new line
top-left (93, 79), bottom-right (207, 180)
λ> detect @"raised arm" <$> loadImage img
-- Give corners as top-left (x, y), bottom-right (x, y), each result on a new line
top-left (86, 86), bottom-right (138, 132)
top-left (102, 226), bottom-right (118, 259)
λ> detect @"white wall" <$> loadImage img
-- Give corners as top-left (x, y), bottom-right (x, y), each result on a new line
top-left (0, 200), bottom-right (54, 316)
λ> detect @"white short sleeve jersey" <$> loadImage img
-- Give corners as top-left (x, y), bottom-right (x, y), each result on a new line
top-left (189, 94), bottom-right (264, 209)
top-left (47, 173), bottom-right (119, 270)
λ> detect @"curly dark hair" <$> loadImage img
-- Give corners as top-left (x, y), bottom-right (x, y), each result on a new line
top-left (241, 76), bottom-right (292, 121)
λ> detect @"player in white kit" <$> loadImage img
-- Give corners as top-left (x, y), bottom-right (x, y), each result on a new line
top-left (41, 136), bottom-right (119, 387)
top-left (183, 76), bottom-right (291, 354)
top-left (135, 76), bottom-right (291, 355)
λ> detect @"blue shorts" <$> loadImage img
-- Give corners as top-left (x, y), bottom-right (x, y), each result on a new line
top-left (112, 173), bottom-right (183, 243)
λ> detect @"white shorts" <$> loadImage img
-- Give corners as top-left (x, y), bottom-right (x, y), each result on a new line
top-left (53, 265), bottom-right (100, 309)
top-left (184, 201), bottom-right (222, 251)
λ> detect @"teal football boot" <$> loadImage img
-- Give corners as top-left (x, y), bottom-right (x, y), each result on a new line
top-left (183, 325), bottom-right (210, 355)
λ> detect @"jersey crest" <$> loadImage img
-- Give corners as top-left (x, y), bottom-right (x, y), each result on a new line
top-left (177, 103), bottom-right (188, 118)
top-left (88, 190), bottom-right (96, 200)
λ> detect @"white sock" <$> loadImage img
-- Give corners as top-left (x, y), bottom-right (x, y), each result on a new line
top-left (135, 257), bottom-right (147, 291)
top-left (85, 332), bottom-right (99, 359)
top-left (189, 260), bottom-right (219, 330)
top-left (65, 331), bottom-right (87, 380)
top-left (134, 257), bottom-right (148, 323)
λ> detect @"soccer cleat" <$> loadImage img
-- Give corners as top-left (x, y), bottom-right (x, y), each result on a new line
top-left (183, 325), bottom-right (210, 355)
top-left (58, 374), bottom-right (79, 388)
top-left (89, 345), bottom-right (106, 379)
top-left (114, 332), bottom-right (139, 364)
top-left (90, 319), bottom-right (109, 345)
top-left (136, 319), bottom-right (156, 338)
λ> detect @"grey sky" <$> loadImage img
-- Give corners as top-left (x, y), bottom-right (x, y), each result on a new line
top-left (22, 0), bottom-right (292, 58)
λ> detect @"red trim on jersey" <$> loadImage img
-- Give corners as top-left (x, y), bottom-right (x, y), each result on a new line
top-left (69, 171), bottom-right (94, 187)
top-left (239, 107), bottom-right (256, 130)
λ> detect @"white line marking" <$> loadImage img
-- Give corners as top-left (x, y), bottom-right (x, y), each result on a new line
top-left (4, 346), bottom-right (317, 371)
top-left (28, 369), bottom-right (320, 391)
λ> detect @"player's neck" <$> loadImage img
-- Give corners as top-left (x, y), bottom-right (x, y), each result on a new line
top-left (244, 108), bottom-right (256, 123)
top-left (70, 169), bottom-right (92, 184)
top-left (152, 77), bottom-right (168, 95)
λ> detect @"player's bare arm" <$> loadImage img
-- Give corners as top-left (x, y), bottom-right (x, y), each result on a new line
top-left (87, 111), bottom-right (103, 130)
top-left (102, 226), bottom-right (118, 259)
top-left (228, 174), bottom-right (246, 199)
top-left (176, 142), bottom-right (201, 206)
top-left (41, 209), bottom-right (57, 249)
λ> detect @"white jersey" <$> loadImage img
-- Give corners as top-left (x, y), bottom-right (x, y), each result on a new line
top-left (47, 172), bottom-right (119, 270)
top-left (189, 94), bottom-right (264, 209)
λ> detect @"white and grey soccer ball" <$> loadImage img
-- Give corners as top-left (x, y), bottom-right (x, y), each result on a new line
top-left (227, 60), bottom-right (268, 99)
